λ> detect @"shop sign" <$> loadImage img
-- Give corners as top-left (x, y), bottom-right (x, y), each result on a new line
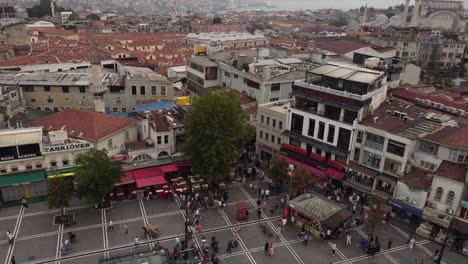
top-left (0, 153), bottom-right (38, 161)
top-left (43, 142), bottom-right (92, 153)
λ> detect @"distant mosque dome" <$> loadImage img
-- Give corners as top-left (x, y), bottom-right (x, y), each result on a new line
top-left (374, 14), bottom-right (389, 25)
top-left (389, 15), bottom-right (402, 26)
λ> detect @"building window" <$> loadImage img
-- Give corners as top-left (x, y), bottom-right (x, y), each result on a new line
top-left (122, 108), bottom-right (127, 113)
top-left (343, 110), bottom-right (358, 124)
top-left (434, 187), bottom-right (444, 201)
top-left (266, 117), bottom-right (270, 126)
top-left (449, 150), bottom-right (468, 163)
top-left (356, 131), bottom-right (363, 144)
top-left (327, 125), bottom-right (335, 143)
top-left (161, 86), bottom-right (167, 96)
top-left (25, 164), bottom-right (33, 170)
top-left (291, 114), bottom-right (304, 134)
top-left (131, 86), bottom-right (137, 95)
top-left (271, 83), bottom-right (281, 91)
top-left (308, 119), bottom-right (315, 137)
top-left (277, 137), bottom-right (281, 145)
top-left (35, 163), bottom-right (42, 169)
top-left (124, 131), bottom-right (130, 142)
top-left (0, 167), bottom-right (6, 173)
top-left (271, 135), bottom-right (275, 143)
top-left (387, 140), bottom-right (406, 157)
top-left (353, 148), bottom-right (361, 162)
top-left (259, 130), bottom-right (263, 139)
top-left (420, 160), bottom-right (436, 171)
top-left (44, 86), bottom-right (50, 92)
top-left (108, 139), bottom-right (113, 149)
top-left (24, 86), bottom-right (34, 92)
top-left (112, 108), bottom-right (118, 112)
top-left (79, 87), bottom-right (86, 93)
top-left (363, 151), bottom-right (381, 169)
top-left (62, 86), bottom-right (69, 93)
top-left (265, 133), bottom-right (269, 141)
top-left (279, 121), bottom-right (282, 130)
top-left (151, 86), bottom-right (157, 95)
top-left (272, 119), bottom-right (276, 128)
top-left (50, 161), bottom-right (57, 167)
top-left (317, 122), bottom-right (325, 140)
top-left (365, 133), bottom-right (385, 151)
top-left (446, 191), bottom-right (455, 206)
top-left (157, 136), bottom-right (162, 144)
top-left (140, 86), bottom-right (146, 95)
top-left (31, 99), bottom-right (36, 103)
top-left (261, 115), bottom-right (264, 123)
top-left (164, 135), bottom-right (169, 144)
top-left (419, 141), bottom-right (438, 155)
top-left (11, 167), bottom-right (18, 172)
top-left (63, 160), bottom-right (69, 166)
top-left (383, 158), bottom-right (402, 176)
top-left (224, 71), bottom-right (231, 77)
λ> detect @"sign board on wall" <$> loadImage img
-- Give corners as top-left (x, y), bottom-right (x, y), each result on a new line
top-left (43, 142), bottom-right (92, 153)
top-left (393, 181), bottom-right (428, 210)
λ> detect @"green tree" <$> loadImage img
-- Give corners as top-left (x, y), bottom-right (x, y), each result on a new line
top-left (330, 14), bottom-right (349, 27)
top-left (27, 0), bottom-right (63, 18)
top-left (86, 13), bottom-right (101, 21)
top-left (269, 157), bottom-right (288, 190)
top-left (385, 7), bottom-right (395, 18)
top-left (183, 90), bottom-right (253, 186)
top-left (291, 167), bottom-right (317, 195)
top-left (74, 149), bottom-right (122, 206)
top-left (212, 16), bottom-right (222, 24)
top-left (359, 6), bottom-right (365, 13)
top-left (47, 178), bottom-right (74, 217)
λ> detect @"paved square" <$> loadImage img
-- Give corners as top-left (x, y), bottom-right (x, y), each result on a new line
top-left (0, 182), bottom-right (466, 264)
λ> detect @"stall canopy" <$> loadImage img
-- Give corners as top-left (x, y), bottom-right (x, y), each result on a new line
top-left (160, 164), bottom-right (179, 173)
top-left (278, 155), bottom-right (327, 178)
top-left (289, 193), bottom-right (350, 226)
top-left (326, 168), bottom-right (345, 181)
top-left (0, 170), bottom-right (45, 187)
top-left (132, 167), bottom-right (164, 180)
top-left (115, 171), bottom-right (136, 186)
top-left (136, 176), bottom-right (167, 188)
top-left (323, 208), bottom-right (352, 229)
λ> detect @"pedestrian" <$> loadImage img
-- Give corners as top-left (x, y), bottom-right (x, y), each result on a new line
top-left (257, 199), bottom-right (261, 206)
top-left (262, 201), bottom-right (267, 211)
top-left (258, 188), bottom-right (262, 198)
top-left (270, 207), bottom-right (274, 215)
top-left (233, 235), bottom-right (239, 248)
top-left (408, 232), bottom-right (413, 243)
top-left (10, 256), bottom-right (15, 264)
top-left (282, 218), bottom-right (287, 229)
top-left (261, 189), bottom-right (265, 200)
top-left (264, 241), bottom-right (269, 254)
top-left (226, 240), bottom-right (233, 253)
top-left (346, 233), bottom-right (352, 246)
top-left (409, 237), bottom-right (416, 250)
top-left (21, 196), bottom-right (28, 209)
top-left (134, 236), bottom-right (139, 248)
top-left (387, 239), bottom-right (392, 249)
top-left (108, 220), bottom-right (114, 231)
top-left (331, 243), bottom-right (336, 256)
top-left (64, 239), bottom-right (70, 251)
top-left (303, 234), bottom-right (309, 245)
top-left (197, 224), bottom-right (203, 233)
top-left (176, 236), bottom-right (181, 247)
top-left (269, 243), bottom-right (274, 256)
top-left (123, 223), bottom-right (128, 235)
top-left (326, 228), bottom-right (332, 240)
top-left (6, 229), bottom-right (14, 244)
top-left (257, 208), bottom-right (262, 220)
top-left (265, 189), bottom-right (270, 200)
top-left (433, 249), bottom-right (439, 262)
top-left (352, 205), bottom-right (356, 214)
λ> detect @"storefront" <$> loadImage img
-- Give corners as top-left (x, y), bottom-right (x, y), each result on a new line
top-left (0, 170), bottom-right (47, 202)
top-left (288, 192), bottom-right (351, 238)
top-left (390, 199), bottom-right (423, 219)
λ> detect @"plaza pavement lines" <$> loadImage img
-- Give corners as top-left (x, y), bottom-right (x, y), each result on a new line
top-left (138, 199), bottom-right (154, 250)
top-left (208, 189), bottom-right (257, 264)
top-left (4, 206), bottom-right (24, 264)
top-left (0, 204), bottom-right (90, 222)
top-left (238, 183), bottom-right (307, 264)
top-left (102, 208), bottom-right (109, 259)
top-left (55, 216), bottom-right (64, 264)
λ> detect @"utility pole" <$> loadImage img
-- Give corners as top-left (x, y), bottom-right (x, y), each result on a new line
top-left (436, 219), bottom-right (453, 264)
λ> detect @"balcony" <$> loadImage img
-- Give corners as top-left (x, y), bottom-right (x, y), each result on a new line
top-left (295, 81), bottom-right (384, 102)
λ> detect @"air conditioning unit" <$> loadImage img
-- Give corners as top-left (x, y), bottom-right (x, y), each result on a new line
top-left (446, 208), bottom-right (454, 215)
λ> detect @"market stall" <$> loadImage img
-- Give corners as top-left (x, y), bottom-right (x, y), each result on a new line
top-left (288, 192), bottom-right (351, 238)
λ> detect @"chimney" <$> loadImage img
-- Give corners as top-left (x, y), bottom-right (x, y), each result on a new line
top-left (263, 66), bottom-right (271, 80)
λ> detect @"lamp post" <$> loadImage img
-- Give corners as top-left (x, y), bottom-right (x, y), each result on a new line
top-left (288, 164), bottom-right (294, 195)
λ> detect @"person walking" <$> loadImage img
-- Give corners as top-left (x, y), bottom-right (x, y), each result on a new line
top-left (122, 223), bottom-right (128, 235)
top-left (233, 234), bottom-right (239, 248)
top-left (6, 229), bottom-right (14, 245)
top-left (264, 241), bottom-right (269, 254)
top-left (134, 236), bottom-right (139, 248)
top-left (409, 237), bottom-right (416, 250)
top-left (387, 239), bottom-right (393, 249)
top-left (226, 240), bottom-right (233, 253)
top-left (10, 256), bottom-right (15, 264)
top-left (257, 208), bottom-right (262, 220)
top-left (262, 201), bottom-right (267, 211)
top-left (260, 189), bottom-right (264, 200)
top-left (331, 243), bottom-right (337, 256)
top-left (303, 234), bottom-right (309, 246)
top-left (175, 236), bottom-right (181, 247)
top-left (282, 218), bottom-right (287, 230)
top-left (346, 233), bottom-right (352, 246)
top-left (326, 228), bottom-right (332, 240)
top-left (269, 243), bottom-right (274, 256)
top-left (108, 220), bottom-right (114, 231)
top-left (21, 197), bottom-right (28, 209)
top-left (265, 189), bottom-right (270, 200)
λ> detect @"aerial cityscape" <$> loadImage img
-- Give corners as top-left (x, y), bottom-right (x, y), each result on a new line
top-left (1, 0), bottom-right (468, 264)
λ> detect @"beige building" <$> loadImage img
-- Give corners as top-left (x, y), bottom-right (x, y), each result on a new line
top-left (255, 99), bottom-right (292, 164)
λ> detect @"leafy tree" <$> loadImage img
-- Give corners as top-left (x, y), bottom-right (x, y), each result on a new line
top-left (212, 16), bottom-right (222, 24)
top-left (183, 90), bottom-right (253, 186)
top-left (47, 178), bottom-right (74, 217)
top-left (385, 7), bottom-right (395, 18)
top-left (459, 62), bottom-right (466, 78)
top-left (365, 204), bottom-right (385, 234)
top-left (359, 6), bottom-right (365, 13)
top-left (27, 0), bottom-right (64, 18)
top-left (74, 149), bottom-right (122, 206)
top-left (330, 14), bottom-right (349, 27)
top-left (269, 157), bottom-right (289, 190)
top-left (86, 13), bottom-right (101, 21)
top-left (291, 167), bottom-right (317, 195)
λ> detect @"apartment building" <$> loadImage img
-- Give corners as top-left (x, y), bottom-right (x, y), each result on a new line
top-left (186, 56), bottom-right (219, 96)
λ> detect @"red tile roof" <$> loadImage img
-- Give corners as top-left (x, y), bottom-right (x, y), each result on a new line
top-left (423, 124), bottom-right (468, 149)
top-left (235, 91), bottom-right (256, 105)
top-left (30, 109), bottom-right (137, 142)
top-left (434, 161), bottom-right (466, 183)
top-left (401, 168), bottom-right (431, 189)
top-left (315, 39), bottom-right (369, 54)
top-left (392, 87), bottom-right (468, 112)
top-left (0, 55), bottom-right (60, 66)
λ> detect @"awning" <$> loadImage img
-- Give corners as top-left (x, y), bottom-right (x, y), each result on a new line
top-left (47, 172), bottom-right (75, 179)
top-left (461, 200), bottom-right (468, 209)
top-left (323, 208), bottom-right (352, 229)
top-left (278, 155), bottom-right (327, 178)
top-left (326, 168), bottom-right (345, 180)
top-left (160, 164), bottom-right (179, 173)
top-left (0, 170), bottom-right (45, 187)
top-left (114, 171), bottom-right (135, 186)
top-left (452, 217), bottom-right (468, 234)
top-left (136, 176), bottom-right (167, 188)
top-left (390, 199), bottom-right (423, 218)
top-left (132, 167), bottom-right (164, 180)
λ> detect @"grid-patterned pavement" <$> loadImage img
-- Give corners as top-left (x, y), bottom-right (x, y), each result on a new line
top-left (1, 183), bottom-right (467, 264)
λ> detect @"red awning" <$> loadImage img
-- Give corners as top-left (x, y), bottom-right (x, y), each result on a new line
top-left (326, 168), bottom-right (345, 180)
top-left (132, 167), bottom-right (164, 180)
top-left (136, 176), bottom-right (167, 188)
top-left (115, 171), bottom-right (135, 186)
top-left (160, 164), bottom-right (179, 173)
top-left (278, 155), bottom-right (327, 178)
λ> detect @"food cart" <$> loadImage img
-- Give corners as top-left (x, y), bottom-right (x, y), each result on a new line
top-left (236, 202), bottom-right (252, 221)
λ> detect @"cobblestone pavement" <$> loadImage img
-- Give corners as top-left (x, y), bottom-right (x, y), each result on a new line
top-left (1, 182), bottom-right (467, 264)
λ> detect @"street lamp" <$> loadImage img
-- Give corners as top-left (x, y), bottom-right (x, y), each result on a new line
top-left (288, 164), bottom-right (294, 195)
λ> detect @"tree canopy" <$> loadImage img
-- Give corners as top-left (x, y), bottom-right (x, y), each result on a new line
top-left (47, 178), bottom-right (74, 216)
top-left (183, 90), bottom-right (254, 185)
top-left (269, 157), bottom-right (288, 190)
top-left (27, 0), bottom-right (64, 18)
top-left (86, 13), bottom-right (101, 21)
top-left (365, 204), bottom-right (385, 234)
top-left (329, 14), bottom-right (349, 27)
top-left (291, 167), bottom-right (316, 195)
top-left (212, 16), bottom-right (222, 24)
top-left (74, 149), bottom-right (122, 205)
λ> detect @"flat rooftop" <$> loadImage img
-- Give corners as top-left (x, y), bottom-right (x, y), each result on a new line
top-left (259, 99), bottom-right (292, 114)
top-left (309, 62), bottom-right (383, 84)
top-left (188, 56), bottom-right (218, 68)
top-left (0, 72), bottom-right (120, 86)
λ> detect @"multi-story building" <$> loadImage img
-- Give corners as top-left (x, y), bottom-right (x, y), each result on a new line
top-left (184, 31), bottom-right (269, 52)
top-left (256, 99), bottom-right (292, 165)
top-left (186, 56), bottom-right (219, 96)
top-left (282, 62), bottom-right (387, 181)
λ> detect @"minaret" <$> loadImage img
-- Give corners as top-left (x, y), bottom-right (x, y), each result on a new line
top-left (411, 0), bottom-right (421, 26)
top-left (401, 0), bottom-right (410, 26)
top-left (89, 39), bottom-right (107, 113)
top-left (362, 4), bottom-right (368, 25)
top-left (50, 0), bottom-right (55, 17)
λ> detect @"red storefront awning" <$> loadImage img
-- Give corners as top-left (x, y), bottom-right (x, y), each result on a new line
top-left (132, 167), bottom-right (164, 180)
top-left (278, 155), bottom-right (327, 178)
top-left (136, 176), bottom-right (167, 188)
top-left (160, 164), bottom-right (179, 173)
top-left (115, 171), bottom-right (135, 186)
top-left (326, 168), bottom-right (345, 180)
